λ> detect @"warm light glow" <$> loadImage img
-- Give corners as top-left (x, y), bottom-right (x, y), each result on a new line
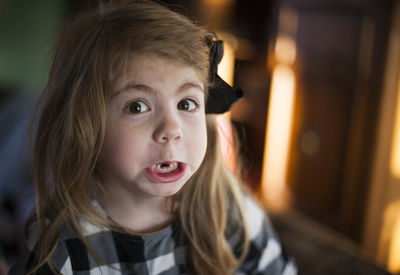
top-left (381, 201), bottom-right (400, 272)
top-left (217, 114), bottom-right (235, 172)
top-left (388, 218), bottom-right (400, 272)
top-left (390, 79), bottom-right (400, 178)
top-left (202, 0), bottom-right (231, 7)
top-left (217, 33), bottom-right (237, 86)
top-left (275, 35), bottom-right (297, 65)
top-left (261, 65), bottom-right (296, 210)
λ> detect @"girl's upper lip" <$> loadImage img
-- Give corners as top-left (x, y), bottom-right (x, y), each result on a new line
top-left (150, 160), bottom-right (181, 165)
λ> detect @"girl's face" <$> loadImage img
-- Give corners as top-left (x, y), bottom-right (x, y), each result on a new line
top-left (101, 52), bottom-right (207, 201)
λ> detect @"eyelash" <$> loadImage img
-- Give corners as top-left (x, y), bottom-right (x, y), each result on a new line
top-left (124, 100), bottom-right (150, 114)
top-left (123, 98), bottom-right (200, 114)
top-left (178, 98), bottom-right (199, 112)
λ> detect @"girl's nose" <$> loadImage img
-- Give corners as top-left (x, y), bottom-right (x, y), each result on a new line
top-left (153, 116), bottom-right (183, 143)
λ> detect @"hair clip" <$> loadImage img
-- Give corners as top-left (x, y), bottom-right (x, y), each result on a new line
top-left (205, 37), bottom-right (243, 114)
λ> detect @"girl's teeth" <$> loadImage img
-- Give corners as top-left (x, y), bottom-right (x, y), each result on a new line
top-left (152, 162), bottom-right (178, 173)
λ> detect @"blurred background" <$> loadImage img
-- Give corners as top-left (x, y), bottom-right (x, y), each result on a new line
top-left (1, 0), bottom-right (400, 274)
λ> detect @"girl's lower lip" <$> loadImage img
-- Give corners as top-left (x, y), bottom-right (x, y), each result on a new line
top-left (145, 163), bottom-right (186, 183)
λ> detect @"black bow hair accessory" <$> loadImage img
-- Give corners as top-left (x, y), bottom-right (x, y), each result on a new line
top-left (205, 36), bottom-right (243, 114)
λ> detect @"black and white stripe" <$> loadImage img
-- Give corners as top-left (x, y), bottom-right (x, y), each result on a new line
top-left (10, 197), bottom-right (297, 275)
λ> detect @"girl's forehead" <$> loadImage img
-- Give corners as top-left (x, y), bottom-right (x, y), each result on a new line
top-left (109, 51), bottom-right (207, 93)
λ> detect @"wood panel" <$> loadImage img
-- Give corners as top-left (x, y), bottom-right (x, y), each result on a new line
top-left (285, 0), bottom-right (392, 242)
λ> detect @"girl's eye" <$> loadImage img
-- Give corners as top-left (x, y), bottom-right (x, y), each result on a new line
top-left (177, 99), bottom-right (198, 111)
top-left (125, 101), bottom-right (150, 113)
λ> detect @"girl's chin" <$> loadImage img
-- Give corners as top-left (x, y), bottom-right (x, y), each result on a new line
top-left (144, 181), bottom-right (187, 198)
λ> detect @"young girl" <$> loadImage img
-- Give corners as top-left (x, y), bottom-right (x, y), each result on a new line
top-left (10, 1), bottom-right (297, 274)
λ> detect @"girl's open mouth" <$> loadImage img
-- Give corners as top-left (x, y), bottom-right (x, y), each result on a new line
top-left (145, 161), bottom-right (186, 183)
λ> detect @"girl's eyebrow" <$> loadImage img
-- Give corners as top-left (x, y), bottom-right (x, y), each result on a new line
top-left (112, 84), bottom-right (152, 98)
top-left (178, 82), bottom-right (205, 94)
top-left (113, 81), bottom-right (204, 98)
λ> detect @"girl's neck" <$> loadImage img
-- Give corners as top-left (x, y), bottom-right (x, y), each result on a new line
top-left (97, 185), bottom-right (175, 234)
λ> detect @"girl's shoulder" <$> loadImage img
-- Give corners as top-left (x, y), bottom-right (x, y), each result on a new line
top-left (8, 223), bottom-right (77, 274)
top-left (9, 216), bottom-right (112, 274)
top-left (242, 195), bottom-right (276, 240)
top-left (226, 194), bottom-right (273, 239)
top-left (10, 217), bottom-right (185, 274)
top-left (226, 195), bottom-right (273, 241)
top-left (231, 194), bottom-right (298, 275)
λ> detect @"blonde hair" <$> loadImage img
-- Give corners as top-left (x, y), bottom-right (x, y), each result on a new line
top-left (30, 1), bottom-right (249, 274)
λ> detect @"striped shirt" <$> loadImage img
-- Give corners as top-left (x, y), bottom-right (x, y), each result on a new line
top-left (9, 197), bottom-right (297, 274)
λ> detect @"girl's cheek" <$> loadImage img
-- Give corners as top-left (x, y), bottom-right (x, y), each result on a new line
top-left (117, 113), bottom-right (152, 128)
top-left (182, 110), bottom-right (206, 123)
